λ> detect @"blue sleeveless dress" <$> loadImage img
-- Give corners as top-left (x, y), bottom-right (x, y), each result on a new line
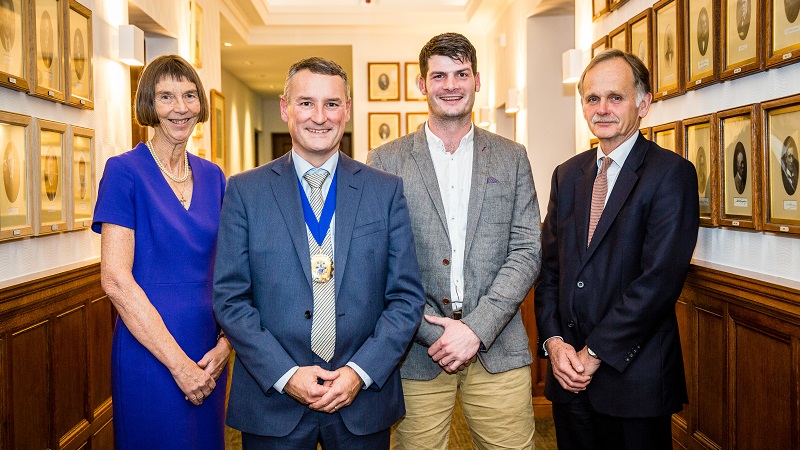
top-left (92, 143), bottom-right (227, 449)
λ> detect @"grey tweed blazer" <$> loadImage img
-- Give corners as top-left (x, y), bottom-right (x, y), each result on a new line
top-left (367, 126), bottom-right (541, 381)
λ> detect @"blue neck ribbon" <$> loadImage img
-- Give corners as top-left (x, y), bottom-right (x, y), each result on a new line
top-left (298, 170), bottom-right (337, 246)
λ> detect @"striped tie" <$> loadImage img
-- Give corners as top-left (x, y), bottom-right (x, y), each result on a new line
top-left (588, 157), bottom-right (612, 246)
top-left (304, 170), bottom-right (336, 362)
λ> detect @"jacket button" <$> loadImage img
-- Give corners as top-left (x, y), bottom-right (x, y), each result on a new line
top-left (443, 259), bottom-right (450, 265)
top-left (577, 281), bottom-right (585, 288)
top-left (624, 357), bottom-right (631, 362)
top-left (442, 298), bottom-right (450, 305)
top-left (567, 321), bottom-right (575, 328)
top-left (304, 310), bottom-right (312, 319)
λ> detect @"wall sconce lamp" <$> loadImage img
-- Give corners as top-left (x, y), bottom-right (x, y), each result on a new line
top-left (562, 49), bottom-right (582, 84)
top-left (119, 24), bottom-right (145, 66)
top-left (477, 106), bottom-right (492, 128)
top-left (505, 88), bottom-right (520, 114)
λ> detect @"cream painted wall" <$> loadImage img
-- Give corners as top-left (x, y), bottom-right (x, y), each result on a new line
top-left (221, 69), bottom-right (264, 173)
top-left (574, 0), bottom-right (800, 281)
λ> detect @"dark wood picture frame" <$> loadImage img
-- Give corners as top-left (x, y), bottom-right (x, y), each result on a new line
top-left (405, 112), bottom-right (427, 135)
top-left (36, 119), bottom-right (68, 235)
top-left (653, 121), bottom-right (682, 153)
top-left (684, 114), bottom-right (719, 226)
top-left (29, 0), bottom-right (65, 102)
top-left (653, 0), bottom-right (685, 101)
top-left (0, 0), bottom-right (30, 92)
top-left (629, 9), bottom-right (654, 88)
top-left (404, 62), bottom-right (425, 101)
top-left (591, 36), bottom-right (608, 58)
top-left (69, 125), bottom-right (93, 230)
top-left (609, 23), bottom-right (628, 52)
top-left (368, 112), bottom-right (400, 150)
top-left (685, 0), bottom-right (719, 90)
top-left (760, 94), bottom-right (800, 234)
top-left (210, 89), bottom-right (226, 173)
top-left (717, 104), bottom-right (762, 229)
top-left (593, 0), bottom-right (610, 20)
top-left (65, 0), bottom-right (92, 109)
top-left (0, 110), bottom-right (33, 241)
top-left (720, 0), bottom-right (764, 79)
top-left (368, 62), bottom-right (400, 101)
top-left (766, 0), bottom-right (800, 68)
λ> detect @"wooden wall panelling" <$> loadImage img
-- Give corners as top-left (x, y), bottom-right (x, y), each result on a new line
top-left (9, 320), bottom-right (51, 450)
top-left (520, 286), bottom-right (551, 418)
top-left (0, 335), bottom-right (5, 450)
top-left (54, 305), bottom-right (89, 450)
top-left (88, 297), bottom-right (113, 424)
top-left (693, 294), bottom-right (727, 448)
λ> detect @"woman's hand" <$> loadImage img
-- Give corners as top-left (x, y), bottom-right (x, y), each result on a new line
top-left (197, 337), bottom-right (232, 381)
top-left (171, 360), bottom-right (216, 406)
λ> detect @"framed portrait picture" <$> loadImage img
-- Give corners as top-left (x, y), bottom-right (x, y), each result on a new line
top-left (609, 23), bottom-right (628, 52)
top-left (406, 112), bottom-right (427, 135)
top-left (684, 114), bottom-right (718, 226)
top-left (766, 0), bottom-right (800, 67)
top-left (629, 9), bottom-right (654, 79)
top-left (717, 104), bottom-right (761, 229)
top-left (610, 0), bottom-right (631, 11)
top-left (37, 119), bottom-right (67, 235)
top-left (70, 125), bottom-right (93, 230)
top-left (685, 0), bottom-right (718, 90)
top-left (0, 111), bottom-right (32, 241)
top-left (760, 94), bottom-right (800, 234)
top-left (65, 0), bottom-right (92, 109)
top-left (591, 36), bottom-right (608, 58)
top-left (29, 0), bottom-right (65, 102)
top-left (653, 121), bottom-right (682, 153)
top-left (653, 0), bottom-right (685, 100)
top-left (589, 137), bottom-right (600, 151)
top-left (210, 89), bottom-right (226, 173)
top-left (593, 0), bottom-right (610, 20)
top-left (404, 62), bottom-right (425, 101)
top-left (640, 126), bottom-right (653, 140)
top-left (190, 1), bottom-right (202, 68)
top-left (0, 0), bottom-right (30, 92)
top-left (368, 62), bottom-right (400, 101)
top-left (368, 112), bottom-right (400, 150)
top-left (721, 0), bottom-right (763, 79)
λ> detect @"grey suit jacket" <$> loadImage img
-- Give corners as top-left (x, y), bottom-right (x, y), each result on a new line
top-left (367, 126), bottom-right (541, 380)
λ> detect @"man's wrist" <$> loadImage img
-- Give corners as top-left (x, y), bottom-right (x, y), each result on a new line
top-left (586, 347), bottom-right (600, 360)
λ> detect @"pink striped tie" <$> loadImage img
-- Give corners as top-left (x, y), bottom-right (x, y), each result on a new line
top-left (588, 157), bottom-right (612, 246)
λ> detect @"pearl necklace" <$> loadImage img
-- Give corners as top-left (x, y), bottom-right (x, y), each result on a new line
top-left (146, 140), bottom-right (190, 183)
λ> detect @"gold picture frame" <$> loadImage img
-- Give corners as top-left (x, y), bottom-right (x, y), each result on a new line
top-left (29, 0), bottom-right (65, 102)
top-left (653, 0), bottom-right (685, 101)
top-left (653, 121), bottom-right (682, 153)
top-left (70, 125), bottom-right (93, 230)
top-left (683, 114), bottom-right (718, 226)
top-left (190, 1), bottom-right (202, 68)
top-left (368, 62), bottom-right (400, 101)
top-left (766, 0), bottom-right (800, 68)
top-left (210, 89), bottom-right (225, 173)
top-left (405, 112), bottom-right (427, 135)
top-left (404, 62), bottom-right (425, 101)
top-left (609, 23), bottom-right (628, 52)
top-left (36, 119), bottom-right (67, 235)
top-left (685, 0), bottom-right (719, 90)
top-left (591, 36), bottom-right (608, 58)
top-left (640, 126), bottom-right (653, 140)
top-left (0, 110), bottom-right (33, 241)
top-left (593, 0), bottom-right (610, 20)
top-left (629, 9), bottom-right (654, 85)
top-left (717, 104), bottom-right (761, 229)
top-left (721, 0), bottom-right (764, 79)
top-left (761, 94), bottom-right (800, 234)
top-left (65, 0), bottom-right (92, 109)
top-left (368, 112), bottom-right (400, 150)
top-left (0, 0), bottom-right (30, 92)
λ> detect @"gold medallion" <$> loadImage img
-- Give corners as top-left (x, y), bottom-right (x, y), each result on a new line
top-left (311, 252), bottom-right (333, 283)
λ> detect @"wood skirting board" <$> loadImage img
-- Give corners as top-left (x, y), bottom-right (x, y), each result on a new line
top-left (1, 262), bottom-right (798, 448)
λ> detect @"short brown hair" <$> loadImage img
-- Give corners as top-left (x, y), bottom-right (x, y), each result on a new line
top-left (577, 49), bottom-right (651, 105)
top-left (418, 32), bottom-right (477, 80)
top-left (282, 57), bottom-right (350, 101)
top-left (134, 55), bottom-right (209, 127)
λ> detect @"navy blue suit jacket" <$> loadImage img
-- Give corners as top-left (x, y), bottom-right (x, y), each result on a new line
top-left (213, 152), bottom-right (425, 437)
top-left (534, 134), bottom-right (699, 417)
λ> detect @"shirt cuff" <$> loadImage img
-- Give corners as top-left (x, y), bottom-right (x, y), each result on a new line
top-left (346, 362), bottom-right (373, 389)
top-left (542, 336), bottom-right (564, 356)
top-left (273, 366), bottom-right (299, 394)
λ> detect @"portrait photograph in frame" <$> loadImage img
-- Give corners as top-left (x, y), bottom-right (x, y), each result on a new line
top-left (721, 0), bottom-right (763, 79)
top-left (761, 94), bottom-right (800, 234)
top-left (406, 112), bottom-right (427, 135)
top-left (593, 0), bottom-right (609, 20)
top-left (685, 0), bottom-right (719, 90)
top-left (190, 1), bottom-right (202, 68)
top-left (65, 0), bottom-right (92, 109)
top-left (653, 0), bottom-right (685, 100)
top-left (610, 0), bottom-right (631, 11)
top-left (717, 104), bottom-right (761, 229)
top-left (640, 126), bottom-right (653, 140)
top-left (210, 89), bottom-right (226, 173)
top-left (629, 9), bottom-right (654, 80)
top-left (30, 0), bottom-right (65, 102)
top-left (609, 23), bottom-right (628, 52)
top-left (70, 125), bottom-right (93, 230)
top-left (683, 114), bottom-right (718, 226)
top-left (37, 119), bottom-right (67, 235)
top-left (0, 0), bottom-right (30, 92)
top-left (653, 121), bottom-right (681, 153)
top-left (368, 62), bottom-right (400, 101)
top-left (766, 0), bottom-right (800, 67)
top-left (368, 112), bottom-right (400, 150)
top-left (0, 111), bottom-right (32, 241)
top-left (404, 62), bottom-right (425, 101)
top-left (591, 36), bottom-right (608, 58)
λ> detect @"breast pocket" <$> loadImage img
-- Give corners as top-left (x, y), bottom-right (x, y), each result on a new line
top-left (352, 219), bottom-right (386, 238)
top-left (482, 183), bottom-right (514, 224)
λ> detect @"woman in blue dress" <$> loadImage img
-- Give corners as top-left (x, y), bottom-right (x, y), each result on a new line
top-left (92, 55), bottom-right (230, 449)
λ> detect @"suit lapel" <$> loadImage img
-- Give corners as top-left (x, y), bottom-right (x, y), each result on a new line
top-left (270, 153), bottom-right (313, 289)
top-left (575, 154), bottom-right (596, 259)
top-left (464, 129), bottom-right (489, 259)
top-left (333, 154), bottom-right (363, 297)
top-left (410, 129), bottom-right (450, 240)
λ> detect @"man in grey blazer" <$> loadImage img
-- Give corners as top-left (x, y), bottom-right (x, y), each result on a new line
top-left (368, 33), bottom-right (541, 450)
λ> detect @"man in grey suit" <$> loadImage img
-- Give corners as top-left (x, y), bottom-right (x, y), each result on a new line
top-left (368, 33), bottom-right (541, 450)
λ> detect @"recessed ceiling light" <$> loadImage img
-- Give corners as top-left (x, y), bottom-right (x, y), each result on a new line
top-left (223, 42), bottom-right (232, 47)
